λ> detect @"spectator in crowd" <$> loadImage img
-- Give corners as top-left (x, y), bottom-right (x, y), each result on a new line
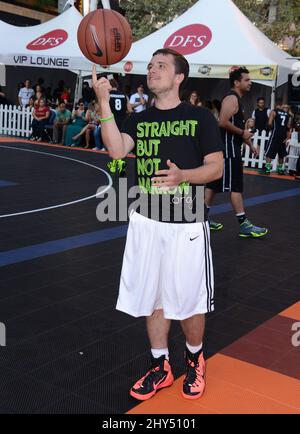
top-left (82, 81), bottom-right (95, 106)
top-left (251, 97), bottom-right (271, 134)
top-left (245, 117), bottom-right (256, 133)
top-left (130, 84), bottom-right (148, 112)
top-left (53, 80), bottom-right (65, 103)
top-left (188, 90), bottom-right (202, 107)
top-left (29, 98), bottom-right (50, 141)
top-left (34, 85), bottom-right (44, 103)
top-left (244, 118), bottom-right (258, 157)
top-left (18, 79), bottom-right (35, 107)
top-left (0, 86), bottom-right (7, 105)
top-left (92, 104), bottom-right (103, 151)
top-left (71, 102), bottom-right (98, 148)
top-left (34, 77), bottom-right (45, 93)
top-left (26, 96), bottom-right (35, 109)
top-left (52, 102), bottom-right (71, 144)
top-left (60, 86), bottom-right (71, 105)
top-left (44, 87), bottom-right (53, 106)
top-left (64, 101), bottom-right (86, 147)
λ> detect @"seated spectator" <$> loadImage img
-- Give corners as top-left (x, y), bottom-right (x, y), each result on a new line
top-left (71, 102), bottom-right (98, 149)
top-left (18, 79), bottom-right (35, 108)
top-left (0, 85), bottom-right (7, 105)
top-left (64, 101), bottom-right (86, 147)
top-left (60, 87), bottom-right (71, 105)
top-left (188, 90), bottom-right (202, 107)
top-left (26, 96), bottom-right (35, 109)
top-left (52, 102), bottom-right (71, 144)
top-left (29, 98), bottom-right (50, 141)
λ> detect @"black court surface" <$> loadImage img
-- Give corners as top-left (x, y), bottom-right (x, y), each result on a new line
top-left (0, 139), bottom-right (299, 414)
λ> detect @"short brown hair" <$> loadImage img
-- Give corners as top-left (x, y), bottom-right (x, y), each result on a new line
top-left (152, 48), bottom-right (189, 92)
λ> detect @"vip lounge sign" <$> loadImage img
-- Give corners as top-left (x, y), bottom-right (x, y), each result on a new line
top-left (12, 29), bottom-right (70, 68)
top-left (164, 24), bottom-right (212, 55)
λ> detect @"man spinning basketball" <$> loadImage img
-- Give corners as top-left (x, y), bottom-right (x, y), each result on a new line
top-left (93, 48), bottom-right (224, 400)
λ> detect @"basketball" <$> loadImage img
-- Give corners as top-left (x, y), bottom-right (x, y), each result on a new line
top-left (77, 9), bottom-right (133, 66)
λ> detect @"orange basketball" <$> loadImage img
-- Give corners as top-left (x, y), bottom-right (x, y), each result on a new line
top-left (77, 9), bottom-right (133, 66)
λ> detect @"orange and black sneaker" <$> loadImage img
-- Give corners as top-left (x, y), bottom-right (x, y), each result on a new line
top-left (182, 347), bottom-right (206, 400)
top-left (130, 355), bottom-right (174, 401)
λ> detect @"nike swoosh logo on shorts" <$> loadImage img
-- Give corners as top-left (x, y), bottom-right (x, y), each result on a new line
top-left (190, 236), bottom-right (200, 241)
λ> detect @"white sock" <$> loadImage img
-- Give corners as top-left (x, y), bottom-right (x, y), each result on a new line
top-left (186, 342), bottom-right (203, 354)
top-left (151, 348), bottom-right (169, 360)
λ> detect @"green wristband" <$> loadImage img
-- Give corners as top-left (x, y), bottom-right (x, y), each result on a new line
top-left (100, 114), bottom-right (114, 123)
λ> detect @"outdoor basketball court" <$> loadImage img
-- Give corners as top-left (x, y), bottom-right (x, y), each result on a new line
top-left (0, 138), bottom-right (299, 414)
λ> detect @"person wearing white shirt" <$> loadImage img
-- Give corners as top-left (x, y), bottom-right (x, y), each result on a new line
top-left (18, 79), bottom-right (35, 107)
top-left (129, 84), bottom-right (148, 113)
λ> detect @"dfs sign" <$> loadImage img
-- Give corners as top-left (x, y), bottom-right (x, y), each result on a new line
top-left (164, 24), bottom-right (212, 55)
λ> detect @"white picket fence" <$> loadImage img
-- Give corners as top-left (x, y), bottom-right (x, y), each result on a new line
top-left (0, 104), bottom-right (33, 137)
top-left (0, 104), bottom-right (299, 171)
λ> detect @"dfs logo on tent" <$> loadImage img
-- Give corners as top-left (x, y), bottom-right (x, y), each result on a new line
top-left (26, 30), bottom-right (68, 50)
top-left (164, 24), bottom-right (212, 55)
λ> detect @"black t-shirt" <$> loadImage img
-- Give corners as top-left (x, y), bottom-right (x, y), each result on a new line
top-left (220, 90), bottom-right (245, 159)
top-left (272, 109), bottom-right (290, 138)
top-left (109, 90), bottom-right (128, 128)
top-left (254, 108), bottom-right (269, 133)
top-left (121, 102), bottom-right (224, 223)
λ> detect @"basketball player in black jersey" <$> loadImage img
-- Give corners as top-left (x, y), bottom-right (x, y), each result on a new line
top-left (107, 79), bottom-right (132, 175)
top-left (263, 100), bottom-right (291, 175)
top-left (206, 66), bottom-right (268, 238)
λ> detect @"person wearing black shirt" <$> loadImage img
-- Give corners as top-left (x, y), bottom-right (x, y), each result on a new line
top-left (92, 48), bottom-right (223, 401)
top-left (206, 66), bottom-right (268, 238)
top-left (264, 101), bottom-right (292, 175)
top-left (252, 97), bottom-right (270, 134)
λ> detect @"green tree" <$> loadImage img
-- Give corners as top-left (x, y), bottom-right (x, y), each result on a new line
top-left (120, 0), bottom-right (299, 55)
top-left (234, 0), bottom-right (299, 55)
top-left (120, 0), bottom-right (198, 40)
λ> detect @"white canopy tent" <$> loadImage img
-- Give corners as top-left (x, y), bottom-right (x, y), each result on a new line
top-left (0, 6), bottom-right (95, 103)
top-left (86, 0), bottom-right (294, 102)
top-left (0, 6), bottom-right (92, 72)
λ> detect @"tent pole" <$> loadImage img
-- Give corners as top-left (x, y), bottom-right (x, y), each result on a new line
top-left (73, 70), bottom-right (83, 109)
top-left (270, 67), bottom-right (278, 110)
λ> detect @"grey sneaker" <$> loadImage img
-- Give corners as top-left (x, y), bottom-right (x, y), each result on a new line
top-left (239, 219), bottom-right (268, 238)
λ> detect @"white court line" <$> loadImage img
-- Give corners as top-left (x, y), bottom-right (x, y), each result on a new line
top-left (0, 145), bottom-right (113, 218)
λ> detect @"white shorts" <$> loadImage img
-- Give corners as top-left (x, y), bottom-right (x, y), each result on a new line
top-left (116, 211), bottom-right (214, 320)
